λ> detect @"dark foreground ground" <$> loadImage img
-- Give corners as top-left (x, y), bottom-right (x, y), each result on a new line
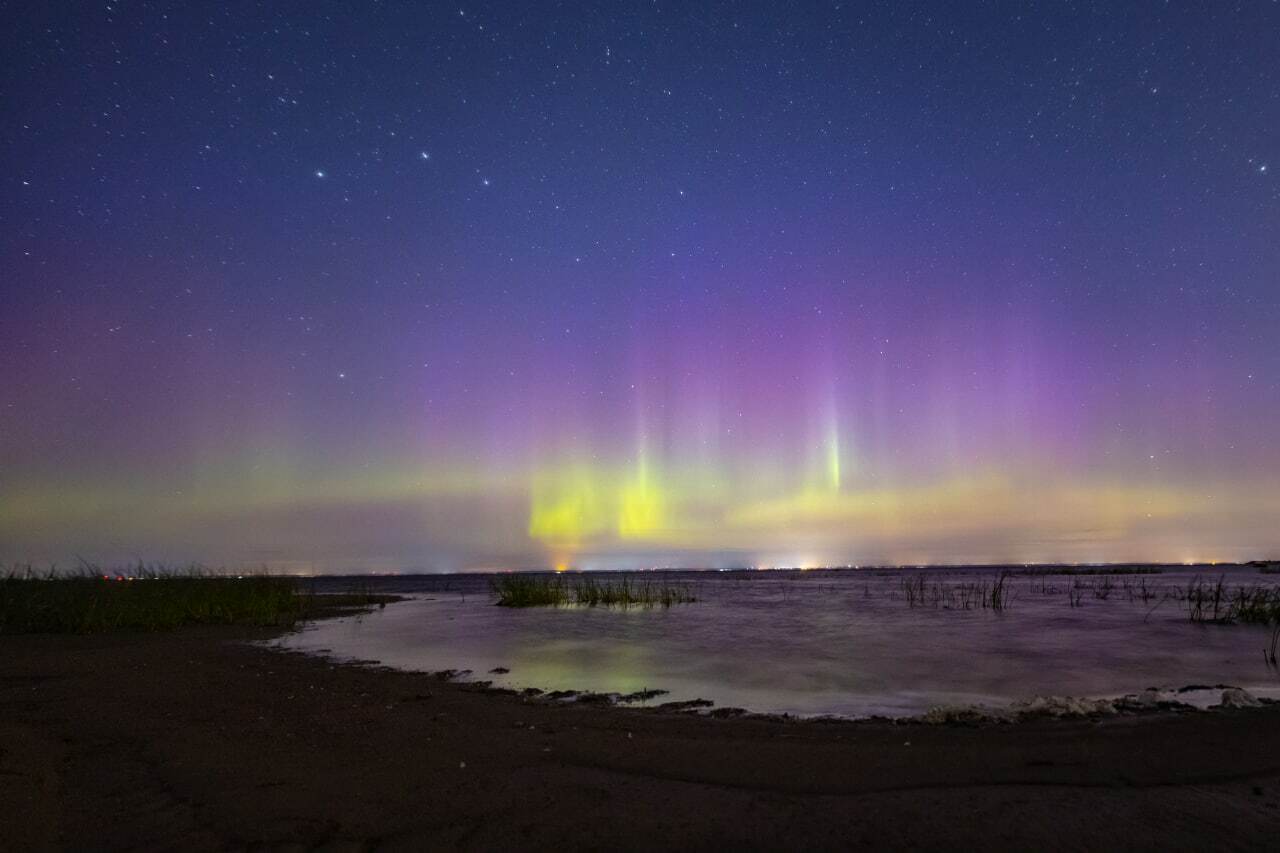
top-left (3, 624), bottom-right (1280, 851)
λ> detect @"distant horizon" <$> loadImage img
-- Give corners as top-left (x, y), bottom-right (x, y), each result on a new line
top-left (10, 557), bottom-right (1278, 578)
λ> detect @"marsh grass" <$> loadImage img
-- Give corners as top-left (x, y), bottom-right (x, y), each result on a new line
top-left (1121, 576), bottom-right (1157, 603)
top-left (1182, 576), bottom-right (1231, 623)
top-left (899, 575), bottom-right (927, 607)
top-left (1176, 576), bottom-right (1280, 625)
top-left (986, 572), bottom-right (1014, 611)
top-left (898, 572), bottom-right (1013, 612)
top-left (1230, 585), bottom-right (1280, 624)
top-left (491, 573), bottom-right (696, 608)
top-left (1012, 566), bottom-right (1164, 577)
top-left (1, 563), bottom-right (306, 634)
top-left (489, 574), bottom-right (567, 607)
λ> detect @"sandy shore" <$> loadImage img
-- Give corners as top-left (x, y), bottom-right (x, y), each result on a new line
top-left (3, 623), bottom-right (1280, 851)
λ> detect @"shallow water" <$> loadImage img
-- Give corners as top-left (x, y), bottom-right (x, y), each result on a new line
top-left (276, 568), bottom-right (1280, 718)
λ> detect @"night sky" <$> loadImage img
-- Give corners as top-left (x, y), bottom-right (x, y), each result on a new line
top-left (3, 2), bottom-right (1278, 571)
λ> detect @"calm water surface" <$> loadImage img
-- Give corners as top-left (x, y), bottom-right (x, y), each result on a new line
top-left (275, 568), bottom-right (1280, 718)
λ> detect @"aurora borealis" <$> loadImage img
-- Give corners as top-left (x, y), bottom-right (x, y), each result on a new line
top-left (2, 2), bottom-right (1277, 572)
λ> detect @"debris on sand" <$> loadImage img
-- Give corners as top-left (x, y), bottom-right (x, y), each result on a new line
top-left (1215, 687), bottom-right (1262, 709)
top-left (917, 689), bottom-right (1216, 724)
top-left (654, 698), bottom-right (715, 712)
top-left (617, 689), bottom-right (669, 703)
top-left (708, 707), bottom-right (748, 719)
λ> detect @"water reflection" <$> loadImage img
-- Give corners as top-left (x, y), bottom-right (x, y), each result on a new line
top-left (278, 569), bottom-right (1280, 717)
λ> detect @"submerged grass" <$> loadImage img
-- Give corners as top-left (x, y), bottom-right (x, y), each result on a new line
top-left (491, 573), bottom-right (696, 608)
top-left (1230, 585), bottom-right (1280, 624)
top-left (1175, 575), bottom-right (1280, 626)
top-left (899, 572), bottom-right (1013, 612)
top-left (1012, 566), bottom-right (1164, 576)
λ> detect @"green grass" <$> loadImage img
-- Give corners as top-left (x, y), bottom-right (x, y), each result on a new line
top-left (1, 564), bottom-right (308, 634)
top-left (491, 573), bottom-right (696, 608)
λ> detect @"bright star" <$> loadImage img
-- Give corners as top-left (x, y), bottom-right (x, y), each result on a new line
top-left (315, 170), bottom-right (326, 178)
top-left (420, 151), bottom-right (430, 160)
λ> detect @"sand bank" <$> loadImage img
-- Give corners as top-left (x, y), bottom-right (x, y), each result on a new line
top-left (3, 623), bottom-right (1279, 850)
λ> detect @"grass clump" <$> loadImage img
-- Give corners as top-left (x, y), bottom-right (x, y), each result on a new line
top-left (898, 572), bottom-right (1013, 612)
top-left (1013, 566), bottom-right (1164, 577)
top-left (1177, 576), bottom-right (1280, 625)
top-left (1230, 585), bottom-right (1280, 625)
top-left (1181, 575), bottom-right (1231, 624)
top-left (1172, 571), bottom-right (1280, 625)
top-left (491, 573), bottom-right (696, 608)
top-left (1, 563), bottom-right (305, 634)
top-left (986, 572), bottom-right (1014, 611)
top-left (899, 574), bottom-right (927, 607)
top-left (489, 574), bottom-right (570, 607)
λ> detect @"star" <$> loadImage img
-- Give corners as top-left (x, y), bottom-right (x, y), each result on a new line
top-left (420, 151), bottom-right (430, 160)
top-left (482, 178), bottom-right (490, 186)
top-left (315, 170), bottom-right (326, 178)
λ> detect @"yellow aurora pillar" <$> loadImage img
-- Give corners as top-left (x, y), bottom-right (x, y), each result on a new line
top-left (527, 464), bottom-right (610, 546)
top-left (804, 410), bottom-right (845, 495)
top-left (618, 450), bottom-right (665, 538)
top-left (825, 419), bottom-right (842, 492)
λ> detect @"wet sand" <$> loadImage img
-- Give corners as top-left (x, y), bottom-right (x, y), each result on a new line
top-left (3, 624), bottom-right (1279, 851)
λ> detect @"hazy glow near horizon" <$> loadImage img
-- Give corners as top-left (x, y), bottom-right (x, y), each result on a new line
top-left (2, 4), bottom-right (1278, 571)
